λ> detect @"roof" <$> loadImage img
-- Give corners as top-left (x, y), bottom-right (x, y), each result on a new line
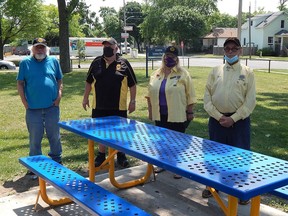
top-left (203, 28), bottom-right (237, 39)
top-left (255, 11), bottom-right (285, 28)
top-left (275, 29), bottom-right (288, 36)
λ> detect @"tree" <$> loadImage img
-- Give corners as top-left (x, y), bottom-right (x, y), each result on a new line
top-left (56, 0), bottom-right (86, 73)
top-left (162, 6), bottom-right (207, 44)
top-left (0, 0), bottom-right (45, 59)
top-left (141, 0), bottom-right (218, 46)
top-left (278, 0), bottom-right (288, 11)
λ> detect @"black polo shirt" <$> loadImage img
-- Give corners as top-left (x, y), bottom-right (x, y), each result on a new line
top-left (86, 55), bottom-right (137, 111)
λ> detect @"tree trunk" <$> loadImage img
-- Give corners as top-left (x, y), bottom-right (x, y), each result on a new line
top-left (57, 0), bottom-right (71, 73)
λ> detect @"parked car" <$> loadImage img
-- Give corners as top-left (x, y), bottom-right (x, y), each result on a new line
top-left (0, 59), bottom-right (17, 70)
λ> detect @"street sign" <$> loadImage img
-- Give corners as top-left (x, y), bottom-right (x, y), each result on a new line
top-left (124, 26), bottom-right (133, 31)
top-left (121, 33), bottom-right (129, 38)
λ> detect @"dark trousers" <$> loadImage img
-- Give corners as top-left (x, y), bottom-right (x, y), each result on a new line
top-left (208, 116), bottom-right (251, 150)
top-left (92, 109), bottom-right (127, 118)
top-left (155, 114), bottom-right (186, 133)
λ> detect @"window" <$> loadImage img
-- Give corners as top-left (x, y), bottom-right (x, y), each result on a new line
top-left (281, 20), bottom-right (285, 28)
top-left (243, 38), bottom-right (246, 45)
top-left (268, 37), bottom-right (273, 45)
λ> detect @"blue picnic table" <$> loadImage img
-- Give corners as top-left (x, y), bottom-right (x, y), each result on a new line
top-left (58, 116), bottom-right (288, 216)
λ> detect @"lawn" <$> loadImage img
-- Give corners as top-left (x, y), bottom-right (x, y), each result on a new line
top-left (0, 67), bottom-right (287, 211)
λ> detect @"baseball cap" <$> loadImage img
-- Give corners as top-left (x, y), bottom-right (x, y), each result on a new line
top-left (102, 37), bottom-right (117, 45)
top-left (165, 46), bottom-right (179, 56)
top-left (224, 37), bottom-right (241, 47)
top-left (32, 38), bottom-right (47, 47)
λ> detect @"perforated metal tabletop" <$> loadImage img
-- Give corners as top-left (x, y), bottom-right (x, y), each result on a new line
top-left (59, 116), bottom-right (288, 201)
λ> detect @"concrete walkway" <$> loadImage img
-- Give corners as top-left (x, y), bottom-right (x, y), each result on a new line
top-left (0, 164), bottom-right (287, 216)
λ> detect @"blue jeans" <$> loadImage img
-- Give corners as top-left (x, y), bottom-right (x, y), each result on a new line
top-left (26, 106), bottom-right (62, 162)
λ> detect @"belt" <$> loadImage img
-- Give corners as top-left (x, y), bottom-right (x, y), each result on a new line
top-left (221, 112), bottom-right (235, 117)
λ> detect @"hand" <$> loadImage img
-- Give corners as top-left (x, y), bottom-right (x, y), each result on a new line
top-left (82, 98), bottom-right (90, 111)
top-left (128, 102), bottom-right (135, 114)
top-left (186, 113), bottom-right (194, 121)
top-left (148, 110), bottom-right (152, 120)
top-left (219, 116), bottom-right (234, 128)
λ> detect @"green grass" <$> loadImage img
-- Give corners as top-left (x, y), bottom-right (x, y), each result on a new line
top-left (0, 67), bottom-right (287, 211)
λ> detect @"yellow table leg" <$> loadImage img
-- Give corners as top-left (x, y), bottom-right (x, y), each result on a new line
top-left (87, 140), bottom-right (154, 188)
top-left (250, 196), bottom-right (261, 216)
top-left (38, 178), bottom-right (71, 206)
top-left (208, 187), bottom-right (228, 215)
top-left (107, 147), bottom-right (154, 189)
top-left (88, 139), bottom-right (95, 182)
top-left (227, 195), bottom-right (238, 216)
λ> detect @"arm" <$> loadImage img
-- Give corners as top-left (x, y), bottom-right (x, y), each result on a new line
top-left (54, 79), bottom-right (63, 106)
top-left (145, 96), bottom-right (152, 120)
top-left (186, 104), bottom-right (195, 121)
top-left (82, 82), bottom-right (92, 111)
top-left (17, 80), bottom-right (28, 109)
top-left (128, 84), bottom-right (136, 114)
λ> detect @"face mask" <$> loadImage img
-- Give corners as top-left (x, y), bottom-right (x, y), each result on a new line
top-left (165, 56), bottom-right (177, 67)
top-left (224, 55), bottom-right (239, 64)
top-left (103, 46), bottom-right (114, 57)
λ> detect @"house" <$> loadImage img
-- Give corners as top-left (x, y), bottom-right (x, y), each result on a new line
top-left (202, 28), bottom-right (237, 54)
top-left (241, 11), bottom-right (288, 55)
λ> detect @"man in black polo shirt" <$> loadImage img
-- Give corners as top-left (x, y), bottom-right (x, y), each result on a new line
top-left (82, 37), bottom-right (137, 168)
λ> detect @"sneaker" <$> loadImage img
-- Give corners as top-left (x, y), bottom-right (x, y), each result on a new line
top-left (117, 152), bottom-right (129, 168)
top-left (173, 174), bottom-right (182, 179)
top-left (239, 199), bottom-right (250, 205)
top-left (94, 153), bottom-right (106, 167)
top-left (26, 170), bottom-right (35, 175)
top-left (26, 170), bottom-right (38, 180)
top-left (202, 188), bottom-right (219, 198)
top-left (154, 167), bottom-right (165, 173)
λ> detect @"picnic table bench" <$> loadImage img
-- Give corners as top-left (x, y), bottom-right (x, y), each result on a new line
top-left (19, 155), bottom-right (150, 216)
top-left (271, 185), bottom-right (288, 200)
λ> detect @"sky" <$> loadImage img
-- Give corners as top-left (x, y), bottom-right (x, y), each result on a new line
top-left (44, 0), bottom-right (279, 16)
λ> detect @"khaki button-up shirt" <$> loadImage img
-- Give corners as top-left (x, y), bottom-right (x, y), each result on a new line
top-left (204, 62), bottom-right (256, 122)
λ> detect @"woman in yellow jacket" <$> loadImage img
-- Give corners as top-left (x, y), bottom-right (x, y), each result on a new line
top-left (146, 46), bottom-right (197, 179)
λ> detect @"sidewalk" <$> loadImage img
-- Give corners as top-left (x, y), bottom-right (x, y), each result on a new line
top-left (0, 164), bottom-right (287, 216)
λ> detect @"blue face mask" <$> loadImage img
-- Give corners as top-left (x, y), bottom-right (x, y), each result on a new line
top-left (224, 55), bottom-right (239, 64)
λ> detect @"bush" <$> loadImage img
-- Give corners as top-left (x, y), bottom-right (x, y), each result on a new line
top-left (256, 47), bottom-right (276, 56)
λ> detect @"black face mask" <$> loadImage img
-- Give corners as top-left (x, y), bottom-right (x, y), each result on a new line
top-left (103, 46), bottom-right (114, 57)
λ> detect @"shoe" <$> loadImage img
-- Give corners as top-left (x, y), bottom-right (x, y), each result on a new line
top-left (117, 152), bottom-right (129, 168)
top-left (26, 170), bottom-right (38, 180)
top-left (154, 167), bottom-right (165, 173)
top-left (173, 174), bottom-right (182, 179)
top-left (239, 199), bottom-right (250, 205)
top-left (202, 188), bottom-right (219, 198)
top-left (26, 170), bottom-right (35, 175)
top-left (94, 153), bottom-right (106, 167)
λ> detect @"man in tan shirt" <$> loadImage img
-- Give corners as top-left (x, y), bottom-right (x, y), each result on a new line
top-left (202, 37), bottom-right (256, 204)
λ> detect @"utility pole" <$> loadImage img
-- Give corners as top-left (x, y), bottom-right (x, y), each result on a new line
top-left (237, 0), bottom-right (242, 41)
top-left (123, 0), bottom-right (128, 54)
top-left (249, 2), bottom-right (252, 59)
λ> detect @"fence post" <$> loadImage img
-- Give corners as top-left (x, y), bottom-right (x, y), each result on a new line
top-left (188, 58), bottom-right (190, 69)
top-left (268, 60), bottom-right (271, 73)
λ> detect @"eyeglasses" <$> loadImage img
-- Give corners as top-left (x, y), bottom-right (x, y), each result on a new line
top-left (224, 47), bottom-right (240, 52)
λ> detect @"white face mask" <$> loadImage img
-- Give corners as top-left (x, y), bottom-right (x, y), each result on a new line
top-left (34, 53), bottom-right (46, 60)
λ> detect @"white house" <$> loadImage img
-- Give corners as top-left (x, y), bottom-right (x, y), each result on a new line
top-left (241, 11), bottom-right (288, 55)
